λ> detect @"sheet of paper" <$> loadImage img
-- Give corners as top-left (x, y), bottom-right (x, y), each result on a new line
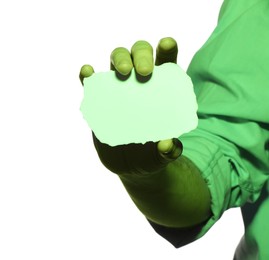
top-left (80, 63), bottom-right (198, 146)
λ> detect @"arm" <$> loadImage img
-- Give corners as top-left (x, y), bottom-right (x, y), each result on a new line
top-left (80, 37), bottom-right (211, 229)
top-left (119, 155), bottom-right (211, 228)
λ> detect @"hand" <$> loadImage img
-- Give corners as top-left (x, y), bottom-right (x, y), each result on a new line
top-left (79, 37), bottom-right (183, 175)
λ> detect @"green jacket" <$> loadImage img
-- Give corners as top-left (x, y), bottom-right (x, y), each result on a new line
top-left (149, 0), bottom-right (269, 259)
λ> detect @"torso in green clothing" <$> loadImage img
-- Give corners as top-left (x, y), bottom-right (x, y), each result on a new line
top-left (187, 0), bottom-right (269, 201)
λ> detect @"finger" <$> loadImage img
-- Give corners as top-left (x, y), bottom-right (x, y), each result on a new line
top-left (155, 37), bottom-right (178, 66)
top-left (110, 47), bottom-right (133, 76)
top-left (157, 138), bottom-right (183, 161)
top-left (131, 40), bottom-right (154, 77)
top-left (79, 64), bottom-right (94, 86)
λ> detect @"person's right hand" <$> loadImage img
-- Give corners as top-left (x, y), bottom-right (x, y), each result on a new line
top-left (79, 37), bottom-right (183, 175)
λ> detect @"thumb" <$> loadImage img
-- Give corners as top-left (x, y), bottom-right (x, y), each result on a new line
top-left (157, 138), bottom-right (183, 161)
top-left (79, 64), bottom-right (94, 86)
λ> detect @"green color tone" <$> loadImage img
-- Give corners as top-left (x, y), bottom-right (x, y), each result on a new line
top-left (81, 1), bottom-right (269, 256)
top-left (79, 64), bottom-right (94, 85)
top-left (110, 47), bottom-right (133, 75)
top-left (151, 0), bottom-right (269, 258)
top-left (155, 37), bottom-right (178, 65)
top-left (130, 41), bottom-right (154, 76)
top-left (80, 63), bottom-right (198, 146)
top-left (119, 155), bottom-right (212, 228)
top-left (110, 37), bottom-right (177, 77)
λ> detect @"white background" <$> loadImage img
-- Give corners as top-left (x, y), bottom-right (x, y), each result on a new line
top-left (0, 0), bottom-right (244, 259)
